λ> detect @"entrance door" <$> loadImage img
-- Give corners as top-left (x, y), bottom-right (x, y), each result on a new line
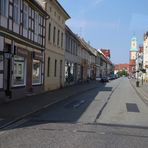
top-left (0, 60), bottom-right (3, 89)
top-left (81, 66), bottom-right (83, 80)
top-left (60, 60), bottom-right (63, 88)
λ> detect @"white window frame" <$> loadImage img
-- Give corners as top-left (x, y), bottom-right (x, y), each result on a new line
top-left (32, 60), bottom-right (42, 85)
top-left (35, 12), bottom-right (39, 35)
top-left (23, 2), bottom-right (28, 29)
top-left (12, 56), bottom-right (26, 87)
top-left (13, 0), bottom-right (20, 24)
top-left (1, 0), bottom-right (8, 17)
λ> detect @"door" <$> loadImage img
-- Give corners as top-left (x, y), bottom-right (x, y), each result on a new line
top-left (60, 60), bottom-right (63, 88)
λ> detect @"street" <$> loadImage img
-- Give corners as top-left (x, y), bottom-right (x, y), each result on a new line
top-left (1, 77), bottom-right (148, 148)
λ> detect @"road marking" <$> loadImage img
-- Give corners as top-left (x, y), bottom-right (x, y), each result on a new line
top-left (3, 119), bottom-right (28, 130)
top-left (73, 100), bottom-right (86, 108)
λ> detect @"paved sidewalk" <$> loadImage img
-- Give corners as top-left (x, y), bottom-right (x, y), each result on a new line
top-left (130, 79), bottom-right (148, 105)
top-left (0, 81), bottom-right (102, 129)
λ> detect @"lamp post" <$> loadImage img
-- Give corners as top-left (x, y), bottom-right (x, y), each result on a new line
top-left (4, 51), bottom-right (12, 98)
top-left (136, 52), bottom-right (140, 87)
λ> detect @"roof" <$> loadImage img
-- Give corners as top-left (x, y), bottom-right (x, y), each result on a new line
top-left (27, 0), bottom-right (49, 17)
top-left (65, 25), bottom-right (80, 42)
top-left (78, 37), bottom-right (97, 56)
top-left (114, 64), bottom-right (129, 70)
top-left (54, 0), bottom-right (70, 19)
top-left (98, 49), bottom-right (113, 65)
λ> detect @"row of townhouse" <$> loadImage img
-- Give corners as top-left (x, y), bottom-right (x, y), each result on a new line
top-left (129, 33), bottom-right (148, 81)
top-left (0, 0), bottom-right (114, 102)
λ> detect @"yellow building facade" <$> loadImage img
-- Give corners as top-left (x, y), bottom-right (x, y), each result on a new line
top-left (43, 0), bottom-right (70, 91)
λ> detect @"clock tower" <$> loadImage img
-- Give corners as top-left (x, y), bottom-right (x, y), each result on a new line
top-left (129, 35), bottom-right (137, 75)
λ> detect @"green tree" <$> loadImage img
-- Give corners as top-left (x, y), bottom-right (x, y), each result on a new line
top-left (117, 69), bottom-right (128, 77)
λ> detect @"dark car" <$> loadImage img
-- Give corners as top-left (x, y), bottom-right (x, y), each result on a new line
top-left (101, 77), bottom-right (109, 83)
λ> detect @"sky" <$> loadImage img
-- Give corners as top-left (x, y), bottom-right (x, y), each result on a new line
top-left (58, 0), bottom-right (148, 64)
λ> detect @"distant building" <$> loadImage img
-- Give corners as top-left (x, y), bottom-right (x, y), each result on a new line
top-left (129, 35), bottom-right (138, 75)
top-left (100, 49), bottom-right (110, 59)
top-left (143, 32), bottom-right (148, 81)
top-left (114, 64), bottom-right (129, 74)
top-left (99, 49), bottom-right (114, 77)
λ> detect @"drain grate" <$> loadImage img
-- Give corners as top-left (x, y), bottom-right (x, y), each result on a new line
top-left (126, 103), bottom-right (140, 112)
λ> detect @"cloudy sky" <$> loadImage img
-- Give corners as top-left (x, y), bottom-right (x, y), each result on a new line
top-left (59, 0), bottom-right (148, 64)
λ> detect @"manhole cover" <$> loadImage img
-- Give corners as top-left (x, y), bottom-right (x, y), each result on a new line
top-left (126, 103), bottom-right (140, 112)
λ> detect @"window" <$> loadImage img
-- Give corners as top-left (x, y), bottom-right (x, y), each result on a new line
top-left (23, 3), bottom-right (28, 29)
top-left (58, 15), bottom-right (60, 20)
top-left (32, 60), bottom-right (41, 84)
top-left (47, 57), bottom-right (50, 77)
top-left (49, 7), bottom-right (52, 12)
top-left (53, 26), bottom-right (56, 44)
top-left (54, 59), bottom-right (57, 77)
top-left (61, 32), bottom-right (63, 48)
top-left (57, 30), bottom-right (60, 46)
top-left (35, 12), bottom-right (39, 35)
top-left (14, 0), bottom-right (20, 24)
top-left (48, 23), bottom-right (51, 41)
top-left (13, 56), bottom-right (26, 86)
top-left (54, 11), bottom-right (56, 17)
top-left (1, 0), bottom-right (8, 17)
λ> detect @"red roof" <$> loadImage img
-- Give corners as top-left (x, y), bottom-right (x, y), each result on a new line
top-left (114, 64), bottom-right (129, 71)
top-left (129, 60), bottom-right (136, 66)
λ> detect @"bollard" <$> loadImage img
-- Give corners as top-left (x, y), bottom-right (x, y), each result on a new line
top-left (136, 81), bottom-right (139, 87)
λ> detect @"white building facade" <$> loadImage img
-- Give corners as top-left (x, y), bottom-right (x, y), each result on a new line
top-left (0, 0), bottom-right (47, 102)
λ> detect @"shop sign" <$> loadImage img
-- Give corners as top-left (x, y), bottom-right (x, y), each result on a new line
top-left (16, 48), bottom-right (28, 57)
top-left (34, 52), bottom-right (43, 61)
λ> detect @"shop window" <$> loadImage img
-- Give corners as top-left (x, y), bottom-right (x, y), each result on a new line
top-left (32, 60), bottom-right (41, 84)
top-left (13, 56), bottom-right (26, 86)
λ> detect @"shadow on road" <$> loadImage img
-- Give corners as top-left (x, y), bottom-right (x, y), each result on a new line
top-left (0, 81), bottom-right (116, 131)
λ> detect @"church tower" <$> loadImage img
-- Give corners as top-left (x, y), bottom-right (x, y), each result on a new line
top-left (129, 35), bottom-right (138, 75)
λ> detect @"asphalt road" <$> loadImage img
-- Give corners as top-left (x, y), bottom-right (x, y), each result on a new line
top-left (0, 77), bottom-right (148, 148)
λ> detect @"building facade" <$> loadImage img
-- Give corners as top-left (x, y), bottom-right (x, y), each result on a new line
top-left (143, 32), bottom-right (148, 81)
top-left (129, 36), bottom-right (137, 76)
top-left (78, 38), bottom-right (97, 81)
top-left (0, 0), bottom-right (47, 102)
top-left (114, 64), bottom-right (129, 74)
top-left (42, 0), bottom-right (70, 91)
top-left (64, 26), bottom-right (79, 86)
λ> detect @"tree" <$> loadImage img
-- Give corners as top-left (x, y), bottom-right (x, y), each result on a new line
top-left (117, 69), bottom-right (128, 77)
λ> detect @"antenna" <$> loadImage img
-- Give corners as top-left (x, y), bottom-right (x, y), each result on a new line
top-left (79, 27), bottom-right (82, 37)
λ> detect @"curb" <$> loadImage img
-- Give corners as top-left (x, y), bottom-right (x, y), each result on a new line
top-left (0, 84), bottom-right (101, 130)
top-left (130, 80), bottom-right (148, 106)
top-left (94, 81), bottom-right (120, 122)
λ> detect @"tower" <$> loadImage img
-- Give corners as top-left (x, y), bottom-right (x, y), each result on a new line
top-left (129, 35), bottom-right (138, 75)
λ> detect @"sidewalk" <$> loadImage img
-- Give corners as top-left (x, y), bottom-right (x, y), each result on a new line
top-left (0, 81), bottom-right (102, 129)
top-left (130, 79), bottom-right (148, 105)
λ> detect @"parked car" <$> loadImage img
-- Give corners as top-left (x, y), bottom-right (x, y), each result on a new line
top-left (101, 77), bottom-right (109, 82)
top-left (109, 75), bottom-right (116, 80)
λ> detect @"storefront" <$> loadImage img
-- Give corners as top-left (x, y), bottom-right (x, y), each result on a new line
top-left (0, 38), bottom-right (44, 101)
top-left (64, 61), bottom-right (77, 86)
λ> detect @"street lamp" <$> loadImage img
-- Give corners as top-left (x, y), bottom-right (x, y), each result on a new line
top-left (3, 51), bottom-right (13, 98)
